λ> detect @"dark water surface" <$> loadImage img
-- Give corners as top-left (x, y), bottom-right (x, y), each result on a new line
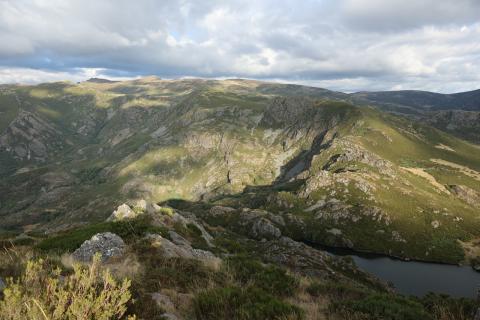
top-left (325, 247), bottom-right (480, 298)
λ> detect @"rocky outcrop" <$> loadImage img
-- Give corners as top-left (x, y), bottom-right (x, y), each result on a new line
top-left (235, 209), bottom-right (284, 240)
top-left (250, 218), bottom-right (281, 240)
top-left (72, 232), bottom-right (126, 262)
top-left (168, 211), bottom-right (215, 248)
top-left (261, 97), bottom-right (316, 127)
top-left (259, 236), bottom-right (332, 277)
top-left (209, 205), bottom-right (236, 217)
top-left (108, 203), bottom-right (138, 221)
top-left (427, 110), bottom-right (480, 143)
top-left (168, 231), bottom-right (191, 247)
top-left (449, 185), bottom-right (480, 207)
top-left (145, 233), bottom-right (219, 264)
top-left (323, 140), bottom-right (394, 176)
top-left (0, 110), bottom-right (65, 162)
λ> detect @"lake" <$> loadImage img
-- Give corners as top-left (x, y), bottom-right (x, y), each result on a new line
top-left (326, 248), bottom-right (480, 298)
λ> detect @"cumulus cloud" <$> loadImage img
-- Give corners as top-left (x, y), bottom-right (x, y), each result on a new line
top-left (0, 0), bottom-right (478, 92)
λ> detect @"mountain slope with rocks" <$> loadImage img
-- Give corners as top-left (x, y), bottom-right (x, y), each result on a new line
top-left (1, 78), bottom-right (480, 268)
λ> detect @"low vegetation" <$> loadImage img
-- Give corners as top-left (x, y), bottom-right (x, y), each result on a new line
top-left (193, 287), bottom-right (304, 320)
top-left (36, 216), bottom-right (168, 252)
top-left (1, 220), bottom-right (478, 320)
top-left (0, 254), bottom-right (135, 319)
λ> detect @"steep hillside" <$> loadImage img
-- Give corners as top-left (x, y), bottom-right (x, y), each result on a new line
top-left (1, 78), bottom-right (480, 267)
top-left (0, 79), bottom-right (346, 231)
top-left (352, 89), bottom-right (480, 112)
top-left (351, 89), bottom-right (480, 143)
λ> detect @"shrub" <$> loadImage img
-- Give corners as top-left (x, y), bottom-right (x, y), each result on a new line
top-left (226, 255), bottom-right (298, 296)
top-left (134, 242), bottom-right (224, 291)
top-left (11, 237), bottom-right (35, 246)
top-left (0, 254), bottom-right (136, 319)
top-left (193, 286), bottom-right (304, 320)
top-left (428, 236), bottom-right (465, 264)
top-left (420, 293), bottom-right (477, 320)
top-left (307, 281), bottom-right (370, 301)
top-left (332, 293), bottom-right (431, 320)
top-left (158, 207), bottom-right (174, 217)
top-left (214, 236), bottom-right (250, 254)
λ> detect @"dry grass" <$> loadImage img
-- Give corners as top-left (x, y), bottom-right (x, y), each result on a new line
top-left (286, 277), bottom-right (329, 320)
top-left (432, 304), bottom-right (470, 320)
top-left (401, 167), bottom-right (449, 193)
top-left (158, 288), bottom-right (194, 317)
top-left (435, 144), bottom-right (455, 152)
top-left (431, 158), bottom-right (480, 181)
top-left (0, 245), bottom-right (35, 278)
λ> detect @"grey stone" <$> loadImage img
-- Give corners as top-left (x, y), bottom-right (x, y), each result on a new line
top-left (170, 212), bottom-right (215, 247)
top-left (431, 220), bottom-right (440, 229)
top-left (72, 232), bottom-right (125, 262)
top-left (152, 292), bottom-right (175, 312)
top-left (250, 218), bottom-right (281, 240)
top-left (327, 228), bottom-right (342, 236)
top-left (209, 205), bottom-right (235, 217)
top-left (108, 203), bottom-right (137, 221)
top-left (168, 231), bottom-right (191, 247)
top-left (146, 234), bottom-right (220, 264)
top-left (0, 277), bottom-right (5, 292)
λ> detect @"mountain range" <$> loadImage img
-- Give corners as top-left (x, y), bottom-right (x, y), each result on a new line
top-left (1, 77), bottom-right (480, 268)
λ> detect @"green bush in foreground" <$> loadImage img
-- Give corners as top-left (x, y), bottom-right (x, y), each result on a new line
top-left (193, 286), bottom-right (304, 320)
top-left (0, 254), bottom-right (136, 320)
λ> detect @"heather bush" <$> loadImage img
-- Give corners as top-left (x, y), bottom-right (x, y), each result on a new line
top-left (0, 253), bottom-right (136, 320)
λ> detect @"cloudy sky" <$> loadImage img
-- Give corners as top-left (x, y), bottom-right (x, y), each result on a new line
top-left (0, 0), bottom-right (479, 93)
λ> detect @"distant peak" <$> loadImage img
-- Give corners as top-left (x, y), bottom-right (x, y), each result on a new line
top-left (85, 78), bottom-right (117, 83)
top-left (137, 75), bottom-right (162, 82)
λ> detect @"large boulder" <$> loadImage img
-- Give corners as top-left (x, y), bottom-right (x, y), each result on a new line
top-left (72, 232), bottom-right (126, 262)
top-left (107, 203), bottom-right (137, 221)
top-left (250, 217), bottom-right (281, 240)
